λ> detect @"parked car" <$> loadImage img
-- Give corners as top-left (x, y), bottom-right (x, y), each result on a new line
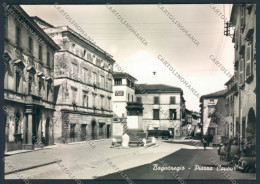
top-left (147, 130), bottom-right (171, 140)
top-left (185, 136), bottom-right (192, 139)
top-left (212, 135), bottom-right (222, 146)
top-left (236, 157), bottom-right (256, 173)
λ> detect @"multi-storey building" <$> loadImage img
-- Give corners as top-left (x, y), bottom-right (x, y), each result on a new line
top-left (135, 84), bottom-right (186, 139)
top-left (3, 5), bottom-right (60, 151)
top-left (112, 72), bottom-right (137, 119)
top-left (33, 17), bottom-right (115, 143)
top-left (200, 89), bottom-right (227, 137)
top-left (224, 76), bottom-right (239, 139)
top-left (184, 109), bottom-right (201, 135)
top-left (228, 4), bottom-right (256, 149)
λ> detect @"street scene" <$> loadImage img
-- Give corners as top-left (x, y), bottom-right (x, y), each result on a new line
top-left (3, 2), bottom-right (256, 183)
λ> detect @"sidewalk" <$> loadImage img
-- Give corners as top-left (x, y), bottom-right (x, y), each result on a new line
top-left (4, 139), bottom-right (109, 175)
top-left (5, 145), bottom-right (61, 156)
top-left (5, 138), bottom-right (108, 156)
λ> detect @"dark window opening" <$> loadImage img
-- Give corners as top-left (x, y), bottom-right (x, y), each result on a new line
top-left (16, 27), bottom-right (21, 46)
top-left (153, 109), bottom-right (160, 120)
top-left (154, 96), bottom-right (159, 104)
top-left (169, 109), bottom-right (177, 120)
top-left (114, 79), bottom-right (122, 85)
top-left (170, 96), bottom-right (176, 104)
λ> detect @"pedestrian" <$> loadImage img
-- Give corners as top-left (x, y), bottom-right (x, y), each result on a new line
top-left (202, 138), bottom-right (207, 151)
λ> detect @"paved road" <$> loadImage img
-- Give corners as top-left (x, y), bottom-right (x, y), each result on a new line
top-left (98, 141), bottom-right (256, 180)
top-left (5, 139), bottom-right (255, 180)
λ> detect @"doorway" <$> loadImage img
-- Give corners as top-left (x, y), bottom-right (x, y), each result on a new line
top-left (91, 121), bottom-right (96, 140)
top-left (45, 117), bottom-right (50, 145)
top-left (107, 125), bottom-right (110, 138)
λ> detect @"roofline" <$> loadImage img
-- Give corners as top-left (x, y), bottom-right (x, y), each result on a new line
top-left (44, 25), bottom-right (115, 62)
top-left (13, 5), bottom-right (60, 51)
top-left (136, 90), bottom-right (183, 94)
top-left (31, 16), bottom-right (54, 28)
top-left (230, 4), bottom-right (238, 26)
top-left (113, 72), bottom-right (138, 81)
top-left (224, 76), bottom-right (234, 85)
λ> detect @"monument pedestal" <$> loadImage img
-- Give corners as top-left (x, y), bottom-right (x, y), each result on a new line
top-left (125, 102), bottom-right (146, 145)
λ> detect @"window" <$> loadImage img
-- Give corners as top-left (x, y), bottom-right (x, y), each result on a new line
top-left (108, 79), bottom-right (112, 90)
top-left (72, 63), bottom-right (78, 79)
top-left (132, 95), bottom-right (134, 102)
top-left (241, 6), bottom-right (245, 29)
top-left (153, 109), bottom-right (160, 120)
top-left (4, 14), bottom-right (7, 38)
top-left (101, 76), bottom-right (105, 88)
top-left (108, 98), bottom-right (111, 110)
top-left (154, 96), bottom-right (159, 104)
top-left (96, 58), bottom-right (102, 66)
top-left (71, 44), bottom-right (75, 53)
top-left (38, 79), bottom-right (42, 95)
top-left (83, 50), bottom-right (86, 57)
top-left (87, 53), bottom-right (93, 62)
top-left (93, 94), bottom-right (96, 107)
top-left (38, 45), bottom-right (42, 60)
top-left (28, 76), bottom-right (33, 95)
top-left (101, 97), bottom-right (104, 108)
top-left (71, 88), bottom-right (77, 103)
top-left (47, 82), bottom-right (51, 101)
top-left (93, 72), bottom-right (97, 84)
top-left (239, 59), bottom-right (244, 84)
top-left (127, 79), bottom-right (130, 87)
top-left (15, 71), bottom-right (21, 92)
top-left (83, 92), bottom-right (88, 107)
top-left (245, 41), bottom-right (252, 78)
top-left (16, 27), bottom-right (21, 46)
top-left (208, 105), bottom-right (216, 117)
top-left (210, 99), bottom-right (214, 102)
top-left (170, 96), bottom-right (176, 104)
top-left (82, 68), bottom-right (88, 83)
top-left (114, 79), bottom-right (122, 85)
top-left (169, 109), bottom-right (177, 120)
top-left (136, 97), bottom-right (142, 103)
top-left (128, 93), bottom-right (130, 102)
top-left (47, 51), bottom-right (50, 67)
top-left (29, 37), bottom-right (33, 54)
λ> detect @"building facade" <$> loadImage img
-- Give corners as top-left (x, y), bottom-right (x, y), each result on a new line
top-left (228, 4), bottom-right (256, 149)
top-left (135, 84), bottom-right (186, 139)
top-left (33, 17), bottom-right (115, 143)
top-left (200, 89), bottom-right (227, 137)
top-left (3, 5), bottom-right (60, 151)
top-left (112, 72), bottom-right (137, 119)
top-left (224, 77), bottom-right (239, 139)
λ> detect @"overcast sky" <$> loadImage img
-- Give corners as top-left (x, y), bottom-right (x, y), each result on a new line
top-left (22, 4), bottom-right (234, 112)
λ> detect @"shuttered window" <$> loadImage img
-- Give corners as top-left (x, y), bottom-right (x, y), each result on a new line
top-left (170, 96), bottom-right (176, 104)
top-left (154, 96), bottom-right (159, 104)
top-left (153, 109), bottom-right (159, 120)
top-left (239, 59), bottom-right (244, 84)
top-left (169, 109), bottom-right (177, 120)
top-left (245, 41), bottom-right (252, 78)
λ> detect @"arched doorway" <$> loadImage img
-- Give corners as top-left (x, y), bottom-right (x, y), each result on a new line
top-left (45, 117), bottom-right (50, 146)
top-left (91, 120), bottom-right (96, 140)
top-left (247, 108), bottom-right (256, 136)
